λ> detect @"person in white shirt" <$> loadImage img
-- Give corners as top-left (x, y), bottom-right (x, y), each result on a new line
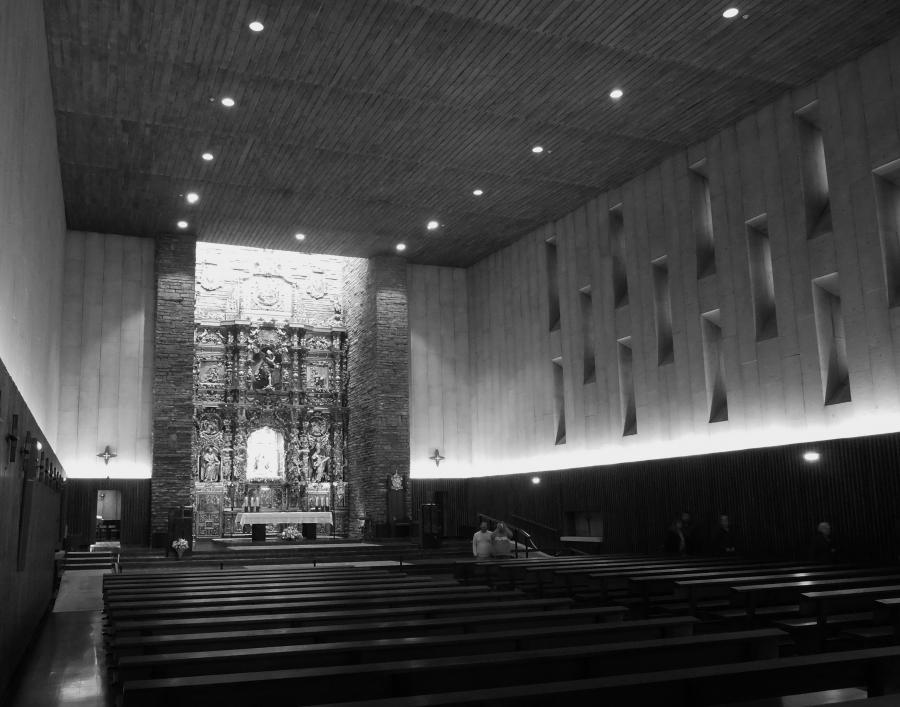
top-left (472, 520), bottom-right (493, 558)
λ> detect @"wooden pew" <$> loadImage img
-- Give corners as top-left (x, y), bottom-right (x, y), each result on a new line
top-left (874, 597), bottom-right (900, 636)
top-left (466, 555), bottom-right (666, 589)
top-left (677, 565), bottom-right (899, 611)
top-left (799, 584), bottom-right (900, 625)
top-left (110, 597), bottom-right (584, 638)
top-left (111, 608), bottom-right (674, 657)
top-left (105, 577), bottom-right (461, 604)
top-left (105, 585), bottom-right (507, 621)
top-left (120, 629), bottom-right (785, 705)
top-left (113, 617), bottom-right (706, 683)
top-left (295, 646), bottom-right (900, 707)
top-left (735, 571), bottom-right (900, 617)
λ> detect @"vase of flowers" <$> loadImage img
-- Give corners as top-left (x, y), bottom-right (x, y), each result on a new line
top-left (171, 537), bottom-right (189, 559)
top-left (281, 526), bottom-right (301, 542)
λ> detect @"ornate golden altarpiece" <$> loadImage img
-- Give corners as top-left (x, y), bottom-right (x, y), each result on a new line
top-left (192, 247), bottom-right (350, 538)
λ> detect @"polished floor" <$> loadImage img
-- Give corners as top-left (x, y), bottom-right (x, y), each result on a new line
top-left (5, 570), bottom-right (112, 707)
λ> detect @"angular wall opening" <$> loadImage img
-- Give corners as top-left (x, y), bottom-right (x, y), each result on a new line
top-left (873, 159), bottom-right (900, 308)
top-left (689, 158), bottom-right (716, 278)
top-left (546, 237), bottom-right (560, 331)
top-left (652, 255), bottom-right (674, 365)
top-left (812, 273), bottom-right (851, 405)
top-left (609, 204), bottom-right (628, 308)
top-left (795, 100), bottom-right (832, 240)
top-left (746, 213), bottom-right (778, 341)
top-left (617, 337), bottom-right (637, 436)
top-left (579, 285), bottom-right (596, 384)
top-left (552, 357), bottom-right (566, 444)
top-left (700, 310), bottom-right (728, 423)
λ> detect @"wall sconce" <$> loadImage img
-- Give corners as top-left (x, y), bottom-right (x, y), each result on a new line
top-left (429, 449), bottom-right (445, 466)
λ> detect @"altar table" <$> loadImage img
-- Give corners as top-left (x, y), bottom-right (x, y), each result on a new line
top-left (235, 511), bottom-right (333, 541)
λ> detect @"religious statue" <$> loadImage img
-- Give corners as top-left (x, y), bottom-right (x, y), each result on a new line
top-left (310, 442), bottom-right (331, 482)
top-left (199, 445), bottom-right (221, 482)
top-left (253, 348), bottom-right (281, 391)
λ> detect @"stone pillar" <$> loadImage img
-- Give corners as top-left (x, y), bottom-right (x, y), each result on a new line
top-left (150, 233), bottom-right (196, 544)
top-left (342, 256), bottom-right (410, 537)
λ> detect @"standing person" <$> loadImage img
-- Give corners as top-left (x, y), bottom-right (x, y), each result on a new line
top-left (712, 514), bottom-right (736, 555)
top-left (472, 520), bottom-right (493, 558)
top-left (811, 521), bottom-right (837, 562)
top-left (491, 521), bottom-right (514, 558)
top-left (681, 511), bottom-right (701, 554)
top-left (664, 516), bottom-right (686, 554)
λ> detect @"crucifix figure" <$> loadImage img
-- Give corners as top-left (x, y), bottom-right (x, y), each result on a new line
top-left (97, 445), bottom-right (117, 465)
top-left (429, 449), bottom-right (445, 466)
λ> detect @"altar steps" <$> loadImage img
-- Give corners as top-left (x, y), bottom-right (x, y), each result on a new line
top-left (65, 550), bottom-right (115, 571)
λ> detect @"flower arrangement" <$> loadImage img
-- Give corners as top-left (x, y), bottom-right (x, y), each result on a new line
top-left (171, 538), bottom-right (189, 552)
top-left (281, 526), bottom-right (301, 541)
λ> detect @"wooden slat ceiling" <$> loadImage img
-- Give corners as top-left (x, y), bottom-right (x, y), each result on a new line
top-left (44, 0), bottom-right (900, 267)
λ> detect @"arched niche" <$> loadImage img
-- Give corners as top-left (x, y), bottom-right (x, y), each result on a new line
top-left (246, 426), bottom-right (285, 480)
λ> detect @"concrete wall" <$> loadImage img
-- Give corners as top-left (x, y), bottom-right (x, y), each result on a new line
top-left (57, 232), bottom-right (155, 478)
top-left (408, 35), bottom-right (900, 478)
top-left (0, 0), bottom-right (67, 443)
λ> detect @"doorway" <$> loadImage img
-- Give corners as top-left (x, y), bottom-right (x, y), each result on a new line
top-left (96, 489), bottom-right (121, 541)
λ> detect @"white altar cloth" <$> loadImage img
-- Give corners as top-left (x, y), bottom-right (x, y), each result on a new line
top-left (234, 511), bottom-right (333, 526)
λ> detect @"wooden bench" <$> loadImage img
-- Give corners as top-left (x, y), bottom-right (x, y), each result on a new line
top-left (105, 585), bottom-right (505, 621)
top-left (800, 584), bottom-right (900, 624)
top-left (110, 606), bottom-right (658, 657)
top-left (120, 629), bottom-right (785, 705)
top-left (736, 572), bottom-right (900, 617)
top-left (677, 565), bottom-right (897, 611)
top-left (874, 597), bottom-right (900, 636)
top-left (112, 616), bottom-right (706, 683)
top-left (105, 578), bottom-right (461, 606)
top-left (294, 646), bottom-right (900, 707)
top-left (110, 596), bottom-right (582, 637)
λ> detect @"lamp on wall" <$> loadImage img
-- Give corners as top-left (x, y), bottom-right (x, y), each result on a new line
top-left (429, 449), bottom-right (445, 467)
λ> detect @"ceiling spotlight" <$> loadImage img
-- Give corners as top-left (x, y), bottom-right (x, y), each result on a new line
top-left (201, 152), bottom-right (214, 161)
top-left (177, 220), bottom-right (189, 229)
top-left (186, 192), bottom-right (199, 204)
top-left (531, 145), bottom-right (544, 154)
top-left (802, 451), bottom-right (821, 463)
top-left (723, 7), bottom-right (740, 18)
top-left (294, 232), bottom-right (306, 241)
top-left (531, 476), bottom-right (541, 485)
top-left (609, 88), bottom-right (624, 100)
top-left (396, 243), bottom-right (407, 252)
top-left (473, 189), bottom-right (484, 196)
top-left (221, 97), bottom-right (235, 107)
top-left (426, 220), bottom-right (440, 230)
top-left (248, 20), bottom-right (264, 32)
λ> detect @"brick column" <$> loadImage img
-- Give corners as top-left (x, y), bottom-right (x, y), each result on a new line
top-left (150, 233), bottom-right (196, 544)
top-left (343, 256), bottom-right (410, 536)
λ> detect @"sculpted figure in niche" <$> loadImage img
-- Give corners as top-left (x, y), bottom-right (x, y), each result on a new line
top-left (252, 348), bottom-right (282, 391)
top-left (199, 445), bottom-right (221, 482)
top-left (310, 441), bottom-right (331, 482)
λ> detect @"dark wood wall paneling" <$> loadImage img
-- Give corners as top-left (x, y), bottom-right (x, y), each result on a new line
top-left (65, 479), bottom-right (151, 548)
top-left (412, 431), bottom-right (900, 561)
top-left (0, 358), bottom-right (66, 695)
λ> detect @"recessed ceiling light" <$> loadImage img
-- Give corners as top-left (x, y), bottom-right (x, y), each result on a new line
top-left (186, 192), bottom-right (199, 204)
top-left (294, 232), bottom-right (306, 241)
top-left (201, 152), bottom-right (214, 161)
top-left (221, 97), bottom-right (235, 107)
top-left (426, 220), bottom-right (440, 230)
top-left (609, 88), bottom-right (624, 100)
top-left (396, 243), bottom-right (407, 252)
top-left (723, 7), bottom-right (740, 18)
top-left (802, 451), bottom-right (821, 463)
top-left (473, 189), bottom-right (484, 196)
top-left (532, 145), bottom-right (544, 154)
top-left (248, 20), bottom-right (264, 32)
top-left (177, 220), bottom-right (189, 229)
